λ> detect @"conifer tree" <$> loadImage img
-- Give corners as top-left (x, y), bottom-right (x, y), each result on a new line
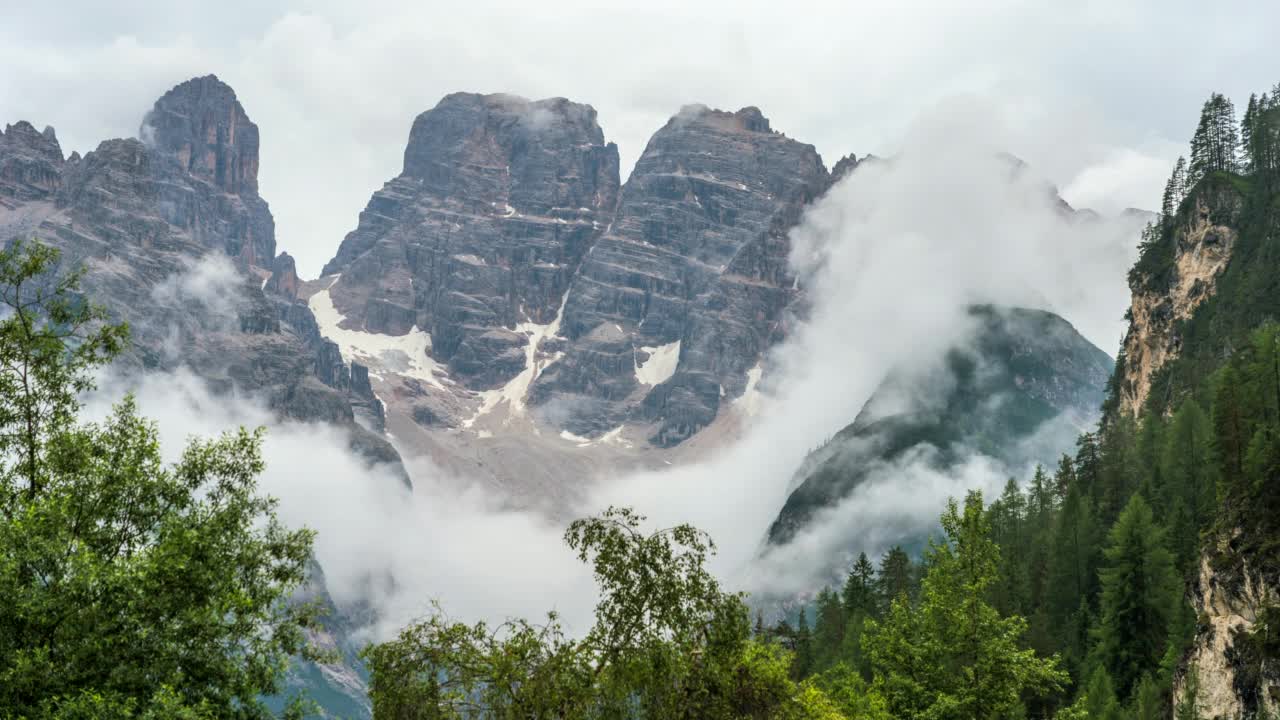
top-left (1081, 667), bottom-right (1125, 720)
top-left (876, 546), bottom-right (914, 610)
top-left (1243, 93), bottom-right (1259, 172)
top-left (812, 587), bottom-right (846, 671)
top-left (1096, 494), bottom-right (1178, 698)
top-left (1213, 364), bottom-right (1249, 495)
top-left (842, 552), bottom-right (878, 617)
top-left (1162, 156), bottom-right (1188, 222)
top-left (865, 492), bottom-right (1066, 719)
top-left (1053, 453), bottom-right (1076, 500)
top-left (1047, 480), bottom-right (1100, 672)
top-left (795, 609), bottom-right (814, 679)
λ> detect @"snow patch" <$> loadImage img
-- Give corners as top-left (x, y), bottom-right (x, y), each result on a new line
top-left (464, 290), bottom-right (570, 428)
top-left (634, 340), bottom-right (681, 386)
top-left (308, 276), bottom-right (447, 389)
top-left (558, 425), bottom-right (631, 449)
top-left (734, 362), bottom-right (764, 416)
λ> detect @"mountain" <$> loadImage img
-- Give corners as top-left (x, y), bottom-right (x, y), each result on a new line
top-left (767, 305), bottom-right (1112, 546)
top-left (0, 76), bottom-right (398, 472)
top-left (1113, 164), bottom-right (1280, 717)
top-left (305, 95), bottom-right (833, 504)
top-left (0, 75), bottom-right (395, 716)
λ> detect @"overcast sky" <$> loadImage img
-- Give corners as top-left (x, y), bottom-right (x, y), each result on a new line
top-left (4, 0), bottom-right (1278, 277)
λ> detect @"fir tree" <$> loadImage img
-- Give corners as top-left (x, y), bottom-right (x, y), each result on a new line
top-left (1053, 453), bottom-right (1077, 500)
top-left (842, 552), bottom-right (878, 617)
top-left (865, 492), bottom-right (1067, 719)
top-left (1096, 494), bottom-right (1178, 698)
top-left (877, 546), bottom-right (914, 610)
top-left (1213, 364), bottom-right (1249, 495)
top-left (812, 587), bottom-right (846, 671)
top-left (794, 609), bottom-right (814, 679)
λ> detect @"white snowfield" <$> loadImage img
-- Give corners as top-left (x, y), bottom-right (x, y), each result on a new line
top-left (308, 275), bottom-right (448, 389)
top-left (734, 362), bottom-right (764, 416)
top-left (464, 291), bottom-right (571, 427)
top-left (634, 340), bottom-right (681, 386)
top-left (559, 425), bottom-right (631, 449)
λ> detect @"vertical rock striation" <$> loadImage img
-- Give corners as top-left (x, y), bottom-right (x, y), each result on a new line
top-left (531, 105), bottom-right (830, 444)
top-left (320, 93), bottom-right (621, 388)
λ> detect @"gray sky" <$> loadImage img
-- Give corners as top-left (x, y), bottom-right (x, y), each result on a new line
top-left (3, 0), bottom-right (1278, 277)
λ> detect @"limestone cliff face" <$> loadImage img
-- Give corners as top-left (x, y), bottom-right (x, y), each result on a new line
top-left (0, 121), bottom-right (64, 203)
top-left (319, 98), bottom-right (829, 448)
top-left (530, 105), bottom-right (830, 444)
top-left (0, 75), bottom-right (397, 469)
top-left (320, 93), bottom-right (621, 389)
top-left (1116, 182), bottom-right (1242, 416)
top-left (1175, 536), bottom-right (1280, 720)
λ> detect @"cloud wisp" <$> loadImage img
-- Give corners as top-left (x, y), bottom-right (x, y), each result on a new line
top-left (80, 96), bottom-right (1148, 640)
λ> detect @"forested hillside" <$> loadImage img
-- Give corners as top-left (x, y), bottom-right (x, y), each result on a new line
top-left (768, 85), bottom-right (1280, 719)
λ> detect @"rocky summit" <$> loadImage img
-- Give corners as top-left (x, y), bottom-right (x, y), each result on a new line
top-left (318, 97), bottom-right (830, 457)
top-left (0, 75), bottom-right (399, 472)
top-left (532, 105), bottom-right (829, 445)
top-left (767, 305), bottom-right (1113, 547)
top-left (321, 93), bottom-right (621, 387)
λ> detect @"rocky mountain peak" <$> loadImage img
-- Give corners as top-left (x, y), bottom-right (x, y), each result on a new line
top-left (2, 121), bottom-right (63, 163)
top-left (142, 74), bottom-right (260, 196)
top-left (318, 90), bottom-right (621, 391)
top-left (672, 104), bottom-right (774, 134)
top-left (397, 92), bottom-right (616, 217)
top-left (0, 121), bottom-right (66, 203)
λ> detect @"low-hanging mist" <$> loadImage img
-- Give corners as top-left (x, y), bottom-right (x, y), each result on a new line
top-left (86, 96), bottom-right (1147, 640)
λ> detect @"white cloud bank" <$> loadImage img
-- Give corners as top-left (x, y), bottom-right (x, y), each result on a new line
top-left (5, 1), bottom-right (1277, 276)
top-left (80, 95), bottom-right (1149, 641)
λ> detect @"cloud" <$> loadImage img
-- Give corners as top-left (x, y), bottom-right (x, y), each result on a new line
top-left (586, 96), bottom-right (1144, 598)
top-left (67, 93), bottom-right (1153, 641)
top-left (4, 1), bottom-right (1277, 277)
top-left (83, 368), bottom-right (596, 640)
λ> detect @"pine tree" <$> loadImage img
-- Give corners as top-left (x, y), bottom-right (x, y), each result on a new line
top-left (842, 552), bottom-right (878, 617)
top-left (1213, 364), bottom-right (1249, 496)
top-left (812, 587), bottom-right (846, 671)
top-left (1189, 93), bottom-right (1240, 184)
top-left (1075, 431), bottom-right (1102, 501)
top-left (1096, 494), bottom-right (1178, 698)
top-left (1081, 667), bottom-right (1125, 720)
top-left (1162, 156), bottom-right (1189, 222)
top-left (876, 546), bottom-right (914, 610)
top-left (794, 609), bottom-right (814, 679)
top-left (1047, 480), bottom-right (1100, 672)
top-left (1159, 398), bottom-right (1215, 570)
top-left (1133, 672), bottom-right (1166, 720)
top-left (865, 492), bottom-right (1067, 719)
top-left (988, 478), bottom-right (1030, 616)
top-left (1053, 453), bottom-right (1077, 500)
top-left (1243, 93), bottom-right (1259, 172)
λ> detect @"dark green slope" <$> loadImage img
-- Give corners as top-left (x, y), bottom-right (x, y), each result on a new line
top-left (768, 305), bottom-right (1111, 545)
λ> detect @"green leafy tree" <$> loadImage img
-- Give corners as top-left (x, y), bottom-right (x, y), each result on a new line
top-left (1095, 494), bottom-right (1178, 699)
top-left (365, 506), bottom-right (841, 719)
top-left (865, 491), bottom-right (1067, 719)
top-left (0, 240), bottom-right (317, 717)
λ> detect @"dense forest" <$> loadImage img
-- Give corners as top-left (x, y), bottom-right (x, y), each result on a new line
top-left (3, 82), bottom-right (1280, 718)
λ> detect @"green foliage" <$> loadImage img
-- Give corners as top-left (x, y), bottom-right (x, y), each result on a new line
top-left (365, 507), bottom-right (854, 719)
top-left (1094, 494), bottom-right (1179, 699)
top-left (0, 240), bottom-right (317, 718)
top-left (865, 491), bottom-right (1067, 719)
